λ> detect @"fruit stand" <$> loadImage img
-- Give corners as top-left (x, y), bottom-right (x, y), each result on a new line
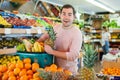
top-left (0, 11), bottom-right (76, 80)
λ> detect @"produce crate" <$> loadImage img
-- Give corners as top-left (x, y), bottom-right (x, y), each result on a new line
top-left (16, 52), bottom-right (54, 68)
top-left (97, 59), bottom-right (120, 80)
top-left (102, 59), bottom-right (120, 69)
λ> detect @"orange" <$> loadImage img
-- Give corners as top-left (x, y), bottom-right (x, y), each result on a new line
top-left (44, 67), bottom-right (50, 71)
top-left (8, 71), bottom-right (14, 77)
top-left (57, 67), bottom-right (63, 72)
top-left (50, 67), bottom-right (57, 72)
top-left (16, 60), bottom-right (23, 69)
top-left (23, 58), bottom-right (31, 64)
top-left (64, 70), bottom-right (72, 75)
top-left (0, 65), bottom-right (7, 72)
top-left (20, 75), bottom-right (28, 80)
top-left (33, 77), bottom-right (41, 80)
top-left (33, 72), bottom-right (39, 78)
top-left (16, 75), bottom-right (20, 80)
top-left (32, 63), bottom-right (40, 72)
top-left (50, 64), bottom-right (57, 69)
top-left (2, 73), bottom-right (9, 80)
top-left (19, 69), bottom-right (27, 76)
top-left (27, 74), bottom-right (33, 79)
top-left (0, 71), bottom-right (3, 77)
top-left (8, 63), bottom-right (16, 71)
top-left (27, 70), bottom-right (33, 75)
top-left (25, 63), bottom-right (32, 70)
top-left (8, 76), bottom-right (16, 80)
top-left (14, 68), bottom-right (20, 75)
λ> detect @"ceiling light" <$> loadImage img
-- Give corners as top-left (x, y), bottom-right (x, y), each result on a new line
top-left (86, 0), bottom-right (115, 13)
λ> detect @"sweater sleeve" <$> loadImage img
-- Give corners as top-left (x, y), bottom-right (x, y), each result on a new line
top-left (66, 30), bottom-right (83, 61)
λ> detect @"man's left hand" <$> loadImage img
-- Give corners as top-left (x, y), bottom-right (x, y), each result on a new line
top-left (44, 44), bottom-right (53, 54)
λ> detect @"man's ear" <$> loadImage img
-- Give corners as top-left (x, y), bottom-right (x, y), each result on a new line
top-left (74, 15), bottom-right (77, 19)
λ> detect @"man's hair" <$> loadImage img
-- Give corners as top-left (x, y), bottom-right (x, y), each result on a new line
top-left (60, 4), bottom-right (76, 15)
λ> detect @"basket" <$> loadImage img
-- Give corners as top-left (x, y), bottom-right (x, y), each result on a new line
top-left (16, 52), bottom-right (54, 68)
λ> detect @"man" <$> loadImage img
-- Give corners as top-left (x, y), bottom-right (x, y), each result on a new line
top-left (37, 4), bottom-right (82, 75)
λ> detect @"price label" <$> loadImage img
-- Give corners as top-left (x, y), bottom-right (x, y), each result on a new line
top-left (26, 29), bottom-right (31, 34)
top-left (5, 28), bottom-right (11, 34)
top-left (37, 28), bottom-right (42, 34)
top-left (111, 39), bottom-right (116, 42)
top-left (91, 30), bottom-right (96, 33)
top-left (109, 29), bottom-right (113, 33)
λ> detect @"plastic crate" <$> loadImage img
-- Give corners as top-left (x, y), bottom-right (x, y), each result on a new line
top-left (16, 52), bottom-right (54, 68)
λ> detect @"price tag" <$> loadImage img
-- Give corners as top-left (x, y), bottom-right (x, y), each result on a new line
top-left (5, 28), bottom-right (11, 34)
top-left (109, 76), bottom-right (114, 80)
top-left (37, 28), bottom-right (42, 34)
top-left (26, 29), bottom-right (31, 34)
top-left (111, 39), bottom-right (116, 42)
top-left (91, 30), bottom-right (96, 33)
top-left (109, 29), bottom-right (113, 33)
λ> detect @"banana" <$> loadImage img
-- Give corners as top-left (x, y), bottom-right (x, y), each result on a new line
top-left (23, 39), bottom-right (32, 52)
top-left (34, 42), bottom-right (41, 52)
top-left (34, 42), bottom-right (38, 52)
top-left (40, 45), bottom-right (44, 52)
top-left (32, 47), bottom-right (35, 52)
top-left (38, 43), bottom-right (42, 52)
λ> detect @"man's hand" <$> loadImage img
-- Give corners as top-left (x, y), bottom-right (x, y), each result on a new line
top-left (44, 44), bottom-right (53, 54)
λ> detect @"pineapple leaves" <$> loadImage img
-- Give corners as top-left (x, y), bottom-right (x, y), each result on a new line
top-left (83, 44), bottom-right (97, 68)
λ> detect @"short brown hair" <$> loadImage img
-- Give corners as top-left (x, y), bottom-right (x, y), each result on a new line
top-left (60, 4), bottom-right (76, 15)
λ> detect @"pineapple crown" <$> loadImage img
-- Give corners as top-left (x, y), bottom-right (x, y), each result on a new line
top-left (37, 69), bottom-right (52, 80)
top-left (45, 25), bottom-right (57, 41)
top-left (83, 44), bottom-right (97, 68)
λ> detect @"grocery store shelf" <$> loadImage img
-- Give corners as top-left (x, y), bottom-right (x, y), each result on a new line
top-left (91, 39), bottom-right (120, 42)
top-left (91, 28), bottom-right (120, 33)
top-left (0, 48), bottom-right (17, 54)
top-left (0, 28), bottom-right (44, 34)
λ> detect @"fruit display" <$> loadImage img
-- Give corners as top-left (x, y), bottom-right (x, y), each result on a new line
top-left (0, 55), bottom-right (20, 66)
top-left (102, 20), bottom-right (120, 28)
top-left (0, 57), bottom-right (73, 80)
top-left (111, 33), bottom-right (118, 39)
top-left (16, 43), bottom-right (26, 52)
top-left (0, 58), bottom-right (41, 80)
top-left (101, 67), bottom-right (120, 76)
top-left (4, 17), bottom-right (35, 28)
top-left (17, 38), bottom-right (44, 52)
top-left (0, 16), bottom-right (12, 28)
top-left (37, 64), bottom-right (73, 80)
top-left (32, 42), bottom-right (44, 52)
top-left (75, 44), bottom-right (97, 80)
top-left (0, 38), bottom-right (21, 49)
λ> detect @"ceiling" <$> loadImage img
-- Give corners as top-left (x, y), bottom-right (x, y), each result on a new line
top-left (40, 0), bottom-right (120, 14)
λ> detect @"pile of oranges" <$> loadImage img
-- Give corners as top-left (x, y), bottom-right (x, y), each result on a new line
top-left (0, 58), bottom-right (73, 80)
top-left (0, 58), bottom-right (40, 80)
top-left (44, 64), bottom-right (72, 75)
top-left (102, 67), bottom-right (120, 76)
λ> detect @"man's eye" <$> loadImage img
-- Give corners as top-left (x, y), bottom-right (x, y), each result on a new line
top-left (63, 13), bottom-right (66, 16)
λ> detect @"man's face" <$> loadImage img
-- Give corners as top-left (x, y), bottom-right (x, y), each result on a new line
top-left (60, 8), bottom-right (75, 27)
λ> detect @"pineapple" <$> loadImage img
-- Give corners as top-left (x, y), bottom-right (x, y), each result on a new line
top-left (37, 69), bottom-right (52, 80)
top-left (76, 44), bottom-right (97, 80)
top-left (52, 72), bottom-right (69, 80)
top-left (44, 25), bottom-right (56, 48)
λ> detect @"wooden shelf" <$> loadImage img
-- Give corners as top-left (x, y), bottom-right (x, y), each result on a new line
top-left (0, 28), bottom-right (44, 34)
top-left (0, 48), bottom-right (17, 54)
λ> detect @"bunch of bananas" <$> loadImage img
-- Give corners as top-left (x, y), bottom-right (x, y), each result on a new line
top-left (32, 42), bottom-right (44, 52)
top-left (0, 16), bottom-right (11, 27)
